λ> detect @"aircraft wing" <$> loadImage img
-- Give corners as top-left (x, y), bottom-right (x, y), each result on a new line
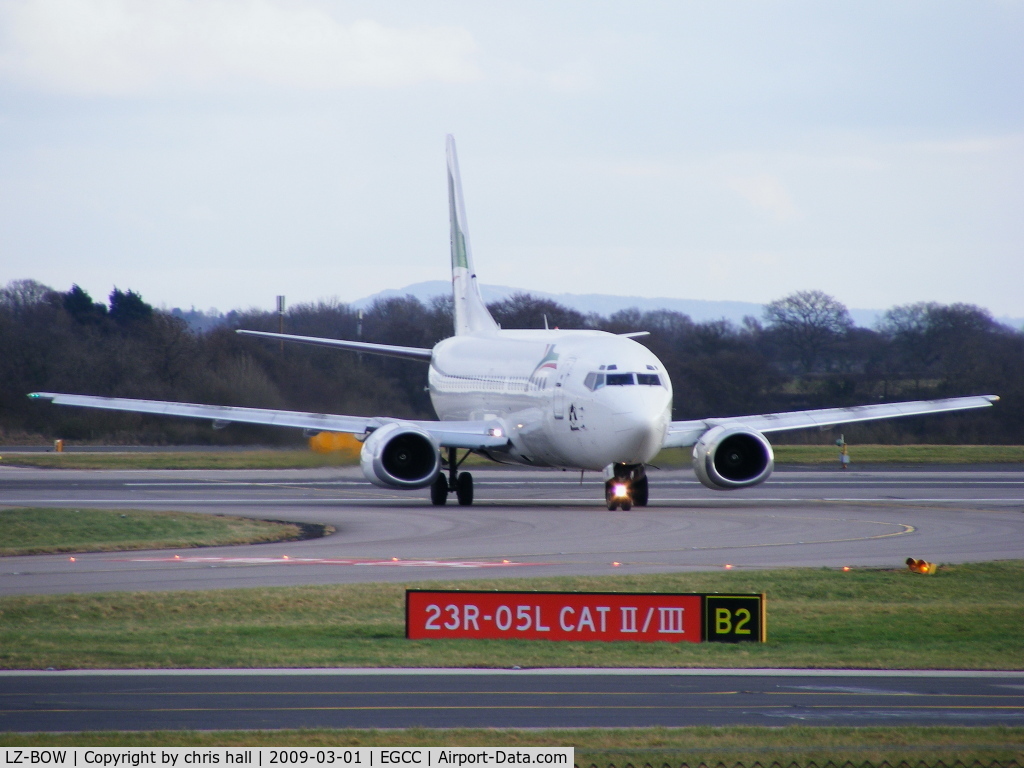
top-left (236, 330), bottom-right (433, 361)
top-left (28, 393), bottom-right (509, 450)
top-left (663, 395), bottom-right (999, 449)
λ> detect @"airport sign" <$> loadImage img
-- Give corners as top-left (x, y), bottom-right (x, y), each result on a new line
top-left (406, 590), bottom-right (765, 643)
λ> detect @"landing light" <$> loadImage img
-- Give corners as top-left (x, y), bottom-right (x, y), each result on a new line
top-left (612, 483), bottom-right (629, 499)
top-left (488, 427), bottom-right (503, 437)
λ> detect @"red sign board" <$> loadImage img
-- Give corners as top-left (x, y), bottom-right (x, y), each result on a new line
top-left (406, 590), bottom-right (703, 643)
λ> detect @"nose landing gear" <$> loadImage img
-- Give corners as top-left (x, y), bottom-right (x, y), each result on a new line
top-left (431, 447), bottom-right (474, 506)
top-left (604, 463), bottom-right (648, 511)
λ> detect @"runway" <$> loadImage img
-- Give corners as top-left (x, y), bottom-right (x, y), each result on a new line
top-left (2, 669), bottom-right (1023, 731)
top-left (1, 465), bottom-right (1022, 596)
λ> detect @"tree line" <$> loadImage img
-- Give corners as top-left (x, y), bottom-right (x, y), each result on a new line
top-left (1, 279), bottom-right (1020, 445)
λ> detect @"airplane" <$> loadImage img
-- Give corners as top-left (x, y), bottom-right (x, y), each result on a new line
top-left (31, 136), bottom-right (998, 510)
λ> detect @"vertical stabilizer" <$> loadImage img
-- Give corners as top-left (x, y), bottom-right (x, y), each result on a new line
top-left (447, 135), bottom-right (499, 336)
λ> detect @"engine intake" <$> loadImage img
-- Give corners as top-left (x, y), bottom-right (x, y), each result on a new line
top-left (360, 422), bottom-right (441, 489)
top-left (692, 425), bottom-right (774, 490)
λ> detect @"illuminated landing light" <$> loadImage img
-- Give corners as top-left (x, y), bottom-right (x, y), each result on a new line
top-left (612, 562), bottom-right (621, 567)
top-left (502, 559), bottom-right (510, 564)
top-left (612, 483), bottom-right (629, 499)
top-left (282, 555), bottom-right (289, 560)
top-left (842, 566), bottom-right (851, 572)
top-left (174, 555), bottom-right (180, 560)
top-left (488, 427), bottom-right (503, 437)
top-left (724, 564), bottom-right (734, 570)
top-left (392, 557), bottom-right (399, 561)
top-left (69, 557), bottom-right (75, 562)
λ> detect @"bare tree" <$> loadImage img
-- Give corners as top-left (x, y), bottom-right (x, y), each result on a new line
top-left (763, 290), bottom-right (853, 373)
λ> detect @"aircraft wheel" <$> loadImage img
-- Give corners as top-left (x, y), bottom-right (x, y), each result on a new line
top-left (621, 500), bottom-right (632, 512)
top-left (605, 480), bottom-right (624, 511)
top-left (455, 472), bottom-right (474, 506)
top-left (633, 476), bottom-right (649, 507)
top-left (430, 474), bottom-right (448, 506)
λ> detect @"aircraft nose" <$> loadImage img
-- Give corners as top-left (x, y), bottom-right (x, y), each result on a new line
top-left (610, 393), bottom-right (670, 463)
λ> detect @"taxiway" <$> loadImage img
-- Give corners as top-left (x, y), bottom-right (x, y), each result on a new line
top-left (1, 465), bottom-right (1021, 596)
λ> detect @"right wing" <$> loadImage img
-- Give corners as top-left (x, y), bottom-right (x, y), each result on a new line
top-left (664, 395), bottom-right (999, 449)
top-left (28, 393), bottom-right (509, 451)
top-left (236, 330), bottom-right (433, 361)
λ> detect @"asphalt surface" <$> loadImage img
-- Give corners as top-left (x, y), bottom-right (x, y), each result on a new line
top-left (2, 464), bottom-right (1022, 733)
top-left (2, 669), bottom-right (1023, 731)
top-left (1, 465), bottom-right (1022, 596)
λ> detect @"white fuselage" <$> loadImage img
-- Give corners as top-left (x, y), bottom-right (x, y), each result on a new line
top-left (428, 330), bottom-right (673, 471)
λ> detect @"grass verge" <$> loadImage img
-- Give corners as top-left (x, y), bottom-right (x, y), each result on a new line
top-left (2, 444), bottom-right (1022, 469)
top-left (0, 508), bottom-right (319, 556)
top-left (0, 450), bottom-right (355, 470)
top-left (2, 726), bottom-right (1023, 763)
top-left (1, 561), bottom-right (1022, 670)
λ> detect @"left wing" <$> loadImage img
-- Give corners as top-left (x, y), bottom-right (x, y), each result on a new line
top-left (664, 394), bottom-right (998, 449)
top-left (28, 393), bottom-right (509, 451)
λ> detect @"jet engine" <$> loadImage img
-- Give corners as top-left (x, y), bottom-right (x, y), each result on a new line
top-left (359, 422), bottom-right (441, 489)
top-left (692, 425), bottom-right (774, 490)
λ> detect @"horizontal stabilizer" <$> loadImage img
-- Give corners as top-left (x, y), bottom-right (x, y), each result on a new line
top-left (237, 330), bottom-right (432, 361)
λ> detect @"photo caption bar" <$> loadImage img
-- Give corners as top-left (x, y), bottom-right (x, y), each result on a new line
top-left (2, 749), bottom-right (574, 768)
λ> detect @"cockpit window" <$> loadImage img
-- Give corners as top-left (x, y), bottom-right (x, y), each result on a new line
top-left (605, 373), bottom-right (635, 386)
top-left (586, 371), bottom-right (663, 389)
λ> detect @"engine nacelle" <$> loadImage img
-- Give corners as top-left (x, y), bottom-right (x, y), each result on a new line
top-left (359, 422), bottom-right (441, 489)
top-left (692, 425), bottom-right (774, 491)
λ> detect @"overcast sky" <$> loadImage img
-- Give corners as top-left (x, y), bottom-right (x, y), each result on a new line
top-left (1, 0), bottom-right (1021, 318)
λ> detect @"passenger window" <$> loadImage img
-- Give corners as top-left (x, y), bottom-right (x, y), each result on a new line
top-left (584, 372), bottom-right (606, 390)
top-left (636, 373), bottom-right (661, 386)
top-left (606, 373), bottom-right (635, 386)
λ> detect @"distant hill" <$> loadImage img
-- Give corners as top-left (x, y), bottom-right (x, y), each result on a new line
top-left (350, 281), bottom-right (886, 327)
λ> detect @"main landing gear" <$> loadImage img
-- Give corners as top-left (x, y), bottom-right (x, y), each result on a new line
top-left (431, 447), bottom-right (474, 506)
top-left (604, 463), bottom-right (648, 511)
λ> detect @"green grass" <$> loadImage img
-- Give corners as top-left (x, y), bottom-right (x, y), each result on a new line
top-left (771, 443), bottom-right (1024, 465)
top-left (0, 508), bottom-right (316, 556)
top-left (1, 562), bottom-right (1021, 670)
top-left (655, 444), bottom-right (1024, 467)
top-left (3, 444), bottom-right (1022, 470)
top-left (2, 726), bottom-right (1023, 764)
top-left (0, 450), bottom-right (355, 470)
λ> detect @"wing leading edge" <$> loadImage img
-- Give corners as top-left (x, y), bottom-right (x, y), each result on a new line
top-left (664, 395), bottom-right (999, 449)
top-left (28, 393), bottom-right (508, 451)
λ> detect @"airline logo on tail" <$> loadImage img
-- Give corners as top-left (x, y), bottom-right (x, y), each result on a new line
top-left (448, 167), bottom-right (469, 271)
top-left (531, 344), bottom-right (559, 376)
